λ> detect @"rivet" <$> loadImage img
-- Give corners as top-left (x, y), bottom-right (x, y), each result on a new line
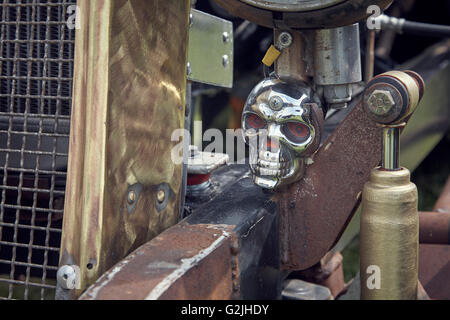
top-left (187, 62), bottom-right (192, 76)
top-left (157, 189), bottom-right (165, 203)
top-left (127, 190), bottom-right (136, 204)
top-left (222, 32), bottom-right (230, 43)
top-left (222, 55), bottom-right (229, 68)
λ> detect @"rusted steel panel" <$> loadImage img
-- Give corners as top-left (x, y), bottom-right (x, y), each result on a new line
top-left (80, 224), bottom-right (237, 300)
top-left (419, 211), bottom-right (450, 245)
top-left (276, 101), bottom-right (382, 270)
top-left (59, 0), bottom-right (190, 299)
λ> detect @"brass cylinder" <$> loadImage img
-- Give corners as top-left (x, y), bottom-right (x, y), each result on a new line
top-left (360, 168), bottom-right (418, 300)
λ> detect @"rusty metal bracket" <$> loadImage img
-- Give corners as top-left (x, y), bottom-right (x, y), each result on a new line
top-left (276, 98), bottom-right (383, 271)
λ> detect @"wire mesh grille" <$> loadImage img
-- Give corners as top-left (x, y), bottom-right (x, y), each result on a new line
top-left (0, 0), bottom-right (76, 300)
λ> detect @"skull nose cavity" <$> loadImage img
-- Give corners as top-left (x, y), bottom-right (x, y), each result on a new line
top-left (259, 150), bottom-right (280, 162)
top-left (266, 138), bottom-right (280, 152)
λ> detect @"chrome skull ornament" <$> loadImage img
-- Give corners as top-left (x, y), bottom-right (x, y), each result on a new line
top-left (242, 78), bottom-right (324, 189)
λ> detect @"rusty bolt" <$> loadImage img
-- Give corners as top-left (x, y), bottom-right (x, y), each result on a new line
top-left (157, 189), bottom-right (166, 203)
top-left (367, 90), bottom-right (396, 116)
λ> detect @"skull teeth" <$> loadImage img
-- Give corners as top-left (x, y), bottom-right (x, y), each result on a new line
top-left (258, 159), bottom-right (282, 169)
top-left (258, 167), bottom-right (279, 176)
top-left (255, 161), bottom-right (291, 177)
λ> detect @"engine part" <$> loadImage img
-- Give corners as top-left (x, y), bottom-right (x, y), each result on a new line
top-left (314, 23), bottom-right (362, 109)
top-left (274, 30), bottom-right (309, 83)
top-left (360, 70), bottom-right (424, 300)
top-left (360, 168), bottom-right (419, 300)
top-left (212, 0), bottom-right (393, 29)
top-left (241, 78), bottom-right (323, 189)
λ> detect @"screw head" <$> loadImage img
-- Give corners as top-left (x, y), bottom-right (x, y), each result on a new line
top-left (278, 31), bottom-right (293, 49)
top-left (157, 190), bottom-right (165, 203)
top-left (367, 89), bottom-right (396, 116)
top-left (269, 96), bottom-right (283, 111)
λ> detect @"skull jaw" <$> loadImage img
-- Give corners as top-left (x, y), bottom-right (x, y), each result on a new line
top-left (251, 157), bottom-right (306, 190)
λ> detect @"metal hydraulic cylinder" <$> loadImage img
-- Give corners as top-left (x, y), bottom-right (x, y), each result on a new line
top-left (360, 168), bottom-right (419, 299)
top-left (360, 70), bottom-right (424, 300)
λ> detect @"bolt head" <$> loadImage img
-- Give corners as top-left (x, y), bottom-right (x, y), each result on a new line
top-left (269, 96), bottom-right (283, 111)
top-left (367, 90), bottom-right (396, 116)
top-left (278, 31), bottom-right (293, 49)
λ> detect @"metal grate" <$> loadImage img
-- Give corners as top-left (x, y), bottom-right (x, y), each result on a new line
top-left (0, 0), bottom-right (76, 300)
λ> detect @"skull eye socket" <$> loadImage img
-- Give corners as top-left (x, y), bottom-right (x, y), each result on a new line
top-left (282, 122), bottom-right (311, 143)
top-left (245, 113), bottom-right (266, 130)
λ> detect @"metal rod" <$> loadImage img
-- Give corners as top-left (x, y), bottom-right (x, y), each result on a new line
top-left (365, 30), bottom-right (375, 83)
top-left (382, 127), bottom-right (400, 170)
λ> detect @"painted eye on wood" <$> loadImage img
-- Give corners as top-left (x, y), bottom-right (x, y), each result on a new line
top-left (245, 113), bottom-right (266, 130)
top-left (282, 122), bottom-right (311, 144)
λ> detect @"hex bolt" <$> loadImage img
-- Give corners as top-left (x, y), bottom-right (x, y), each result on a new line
top-left (277, 31), bottom-right (293, 49)
top-left (269, 96), bottom-right (283, 111)
top-left (127, 190), bottom-right (136, 205)
top-left (367, 89), bottom-right (396, 116)
top-left (157, 189), bottom-right (165, 203)
top-left (57, 265), bottom-right (79, 290)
